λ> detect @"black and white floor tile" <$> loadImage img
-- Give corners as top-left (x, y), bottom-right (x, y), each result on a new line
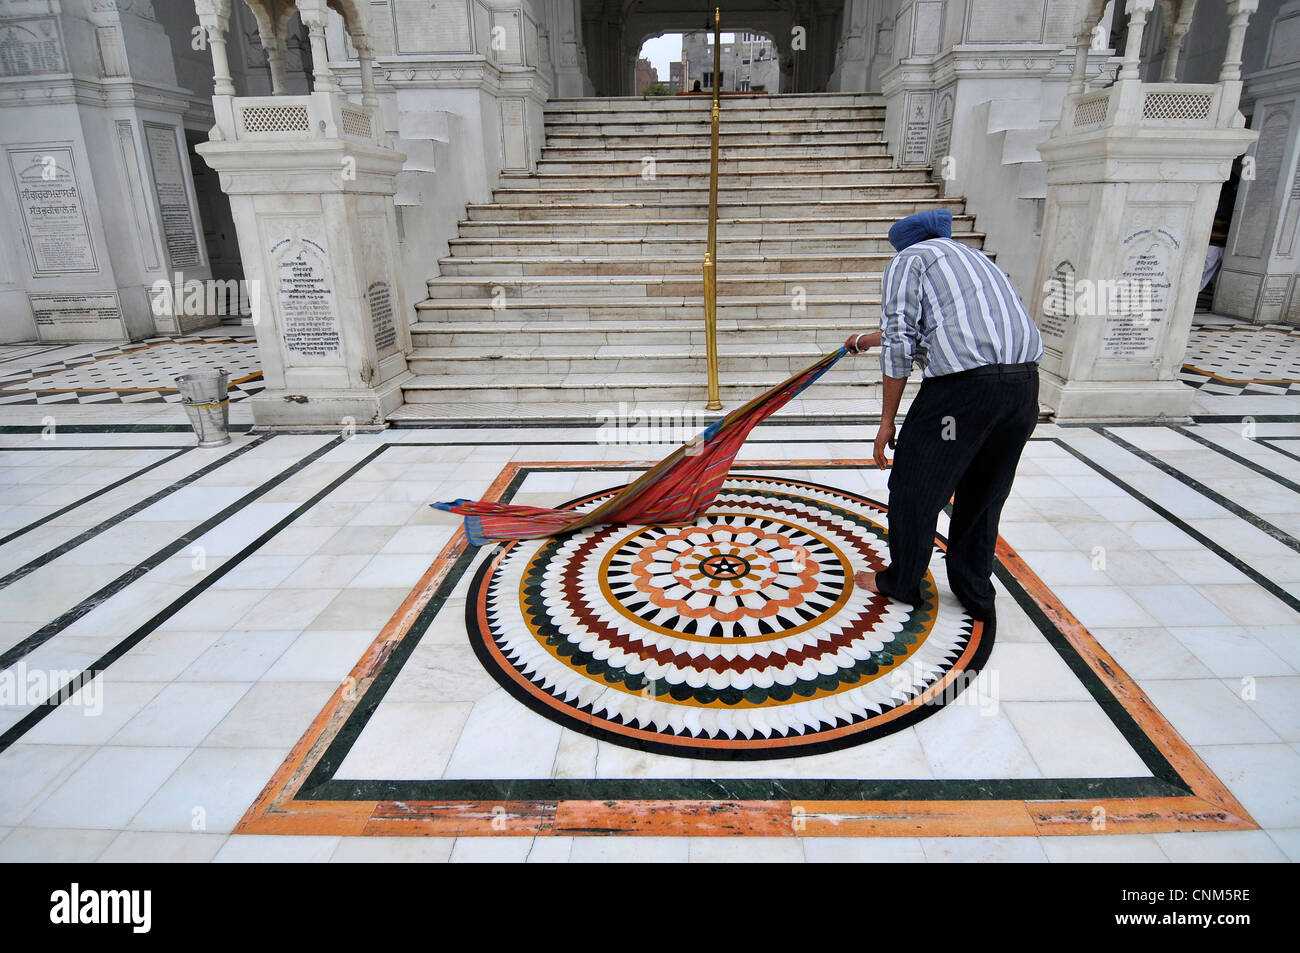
top-left (0, 335), bottom-right (262, 406)
top-left (1180, 322), bottom-right (1300, 397)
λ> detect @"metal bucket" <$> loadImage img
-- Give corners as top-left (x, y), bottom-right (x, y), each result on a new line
top-left (176, 367), bottom-right (231, 448)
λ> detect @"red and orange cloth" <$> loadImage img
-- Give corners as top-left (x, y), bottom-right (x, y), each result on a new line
top-left (433, 347), bottom-right (848, 544)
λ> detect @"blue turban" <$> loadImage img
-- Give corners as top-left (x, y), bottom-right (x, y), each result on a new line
top-left (888, 209), bottom-right (953, 252)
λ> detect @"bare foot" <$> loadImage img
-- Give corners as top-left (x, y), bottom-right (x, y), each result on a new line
top-left (854, 570), bottom-right (882, 594)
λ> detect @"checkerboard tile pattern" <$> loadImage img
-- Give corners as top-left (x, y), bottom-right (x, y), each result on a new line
top-left (1180, 324), bottom-right (1300, 397)
top-left (0, 337), bottom-right (262, 406)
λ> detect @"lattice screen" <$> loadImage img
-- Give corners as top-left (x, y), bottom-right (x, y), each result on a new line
top-left (240, 104), bottom-right (310, 133)
top-left (1073, 95), bottom-right (1110, 128)
top-left (1142, 92), bottom-right (1212, 121)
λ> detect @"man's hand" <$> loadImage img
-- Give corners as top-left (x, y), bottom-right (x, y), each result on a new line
top-left (874, 420), bottom-right (896, 469)
top-left (844, 331), bottom-right (881, 354)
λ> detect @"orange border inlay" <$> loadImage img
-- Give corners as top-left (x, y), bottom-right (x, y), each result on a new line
top-left (235, 459), bottom-right (1258, 838)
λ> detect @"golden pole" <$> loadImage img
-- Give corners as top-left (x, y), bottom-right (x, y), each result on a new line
top-left (703, 6), bottom-right (722, 411)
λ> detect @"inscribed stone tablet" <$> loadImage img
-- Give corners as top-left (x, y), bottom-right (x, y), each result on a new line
top-left (272, 234), bottom-right (343, 363)
top-left (7, 146), bottom-right (97, 275)
top-left (0, 16), bottom-right (64, 76)
top-left (145, 123), bottom-right (202, 269)
top-left (29, 292), bottom-right (124, 337)
top-left (392, 0), bottom-right (472, 53)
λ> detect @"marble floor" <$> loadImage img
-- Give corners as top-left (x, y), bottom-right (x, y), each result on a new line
top-left (0, 323), bottom-right (1296, 862)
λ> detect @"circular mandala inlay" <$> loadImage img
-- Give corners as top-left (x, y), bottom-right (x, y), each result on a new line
top-left (465, 475), bottom-right (991, 760)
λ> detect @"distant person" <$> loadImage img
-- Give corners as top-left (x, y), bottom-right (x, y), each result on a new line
top-left (692, 80), bottom-right (702, 92)
top-left (844, 209), bottom-right (1042, 623)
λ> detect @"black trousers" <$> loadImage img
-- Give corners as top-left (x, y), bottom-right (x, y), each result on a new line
top-left (874, 363), bottom-right (1039, 619)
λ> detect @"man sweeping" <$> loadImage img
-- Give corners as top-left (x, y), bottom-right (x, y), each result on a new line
top-left (844, 208), bottom-right (1043, 622)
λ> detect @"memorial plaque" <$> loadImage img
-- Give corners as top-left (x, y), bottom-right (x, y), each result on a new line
top-left (361, 215), bottom-right (401, 361)
top-left (1280, 168), bottom-right (1300, 257)
top-left (1267, 12), bottom-right (1300, 68)
top-left (116, 121), bottom-right (163, 272)
top-left (0, 16), bottom-right (64, 76)
top-left (1040, 260), bottom-right (1075, 345)
top-left (490, 11), bottom-right (522, 64)
top-left (902, 92), bottom-right (933, 167)
top-left (392, 0), bottom-right (472, 53)
top-left (1044, 0), bottom-right (1077, 44)
top-left (368, 281), bottom-right (398, 357)
top-left (272, 235), bottom-right (343, 363)
top-left (1236, 109), bottom-right (1288, 259)
top-left (967, 0), bottom-right (1043, 43)
top-left (144, 123), bottom-right (202, 269)
top-left (1260, 275), bottom-right (1292, 322)
top-left (1214, 270), bottom-right (1262, 317)
top-left (500, 98), bottom-right (528, 170)
top-left (29, 292), bottom-right (124, 336)
top-left (1100, 228), bottom-right (1177, 360)
top-left (913, 1), bottom-right (943, 55)
top-left (7, 146), bottom-right (98, 275)
top-left (931, 88), bottom-right (955, 168)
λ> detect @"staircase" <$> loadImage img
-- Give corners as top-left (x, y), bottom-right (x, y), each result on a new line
top-left (394, 93), bottom-right (988, 423)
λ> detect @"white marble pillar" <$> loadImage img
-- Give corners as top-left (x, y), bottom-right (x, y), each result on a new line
top-left (1160, 0), bottom-right (1197, 83)
top-left (1117, 0), bottom-right (1154, 82)
top-left (261, 34), bottom-right (290, 94)
top-left (196, 92), bottom-right (412, 428)
top-left (1031, 1), bottom-right (1260, 419)
top-left (351, 33), bottom-right (380, 108)
top-left (196, 0), bottom-right (237, 96)
top-left (297, 0), bottom-right (336, 93)
top-left (1215, 0), bottom-right (1300, 326)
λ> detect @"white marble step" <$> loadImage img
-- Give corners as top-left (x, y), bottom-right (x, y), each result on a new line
top-left (386, 398), bottom-right (901, 424)
top-left (437, 253), bottom-right (906, 277)
top-left (544, 118), bottom-right (885, 135)
top-left (543, 113), bottom-right (885, 130)
top-left (534, 155), bottom-right (895, 174)
top-left (535, 142), bottom-right (883, 158)
top-left (412, 297), bottom-right (883, 323)
top-left (500, 169), bottom-right (920, 189)
top-left (491, 184), bottom-right (936, 205)
top-left (414, 326), bottom-right (876, 349)
top-left (423, 273), bottom-right (884, 299)
top-left (407, 348), bottom-right (880, 377)
top-left (545, 99), bottom-right (884, 114)
top-left (544, 92), bottom-right (884, 110)
top-left (465, 196), bottom-right (951, 221)
top-left (445, 238), bottom-right (979, 258)
top-left (399, 372), bottom-right (892, 405)
top-left (543, 132), bottom-right (887, 148)
top-left (458, 210), bottom-right (971, 234)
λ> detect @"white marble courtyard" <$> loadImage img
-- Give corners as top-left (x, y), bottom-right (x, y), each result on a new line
top-left (0, 320), bottom-right (1295, 863)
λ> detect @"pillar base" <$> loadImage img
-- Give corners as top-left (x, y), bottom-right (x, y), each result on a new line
top-left (1041, 374), bottom-right (1196, 422)
top-left (248, 372), bottom-right (411, 429)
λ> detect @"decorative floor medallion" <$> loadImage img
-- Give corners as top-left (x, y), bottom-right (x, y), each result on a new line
top-left (236, 460), bottom-right (1256, 838)
top-left (466, 476), bottom-right (987, 759)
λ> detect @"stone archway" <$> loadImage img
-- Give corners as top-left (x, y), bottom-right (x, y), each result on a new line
top-left (580, 0), bottom-right (845, 96)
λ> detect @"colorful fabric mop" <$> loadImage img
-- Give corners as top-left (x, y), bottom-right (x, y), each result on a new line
top-left (432, 346), bottom-right (849, 545)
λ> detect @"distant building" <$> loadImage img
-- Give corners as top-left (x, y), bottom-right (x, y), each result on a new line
top-left (668, 61), bottom-right (684, 94)
top-left (681, 31), bottom-right (778, 93)
top-left (634, 57), bottom-right (659, 94)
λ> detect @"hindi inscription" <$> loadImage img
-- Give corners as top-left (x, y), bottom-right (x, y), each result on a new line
top-left (144, 124), bottom-right (201, 269)
top-left (273, 236), bottom-right (343, 362)
top-left (7, 146), bottom-right (98, 275)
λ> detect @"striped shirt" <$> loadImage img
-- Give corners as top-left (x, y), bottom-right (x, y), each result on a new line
top-left (879, 238), bottom-right (1044, 379)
